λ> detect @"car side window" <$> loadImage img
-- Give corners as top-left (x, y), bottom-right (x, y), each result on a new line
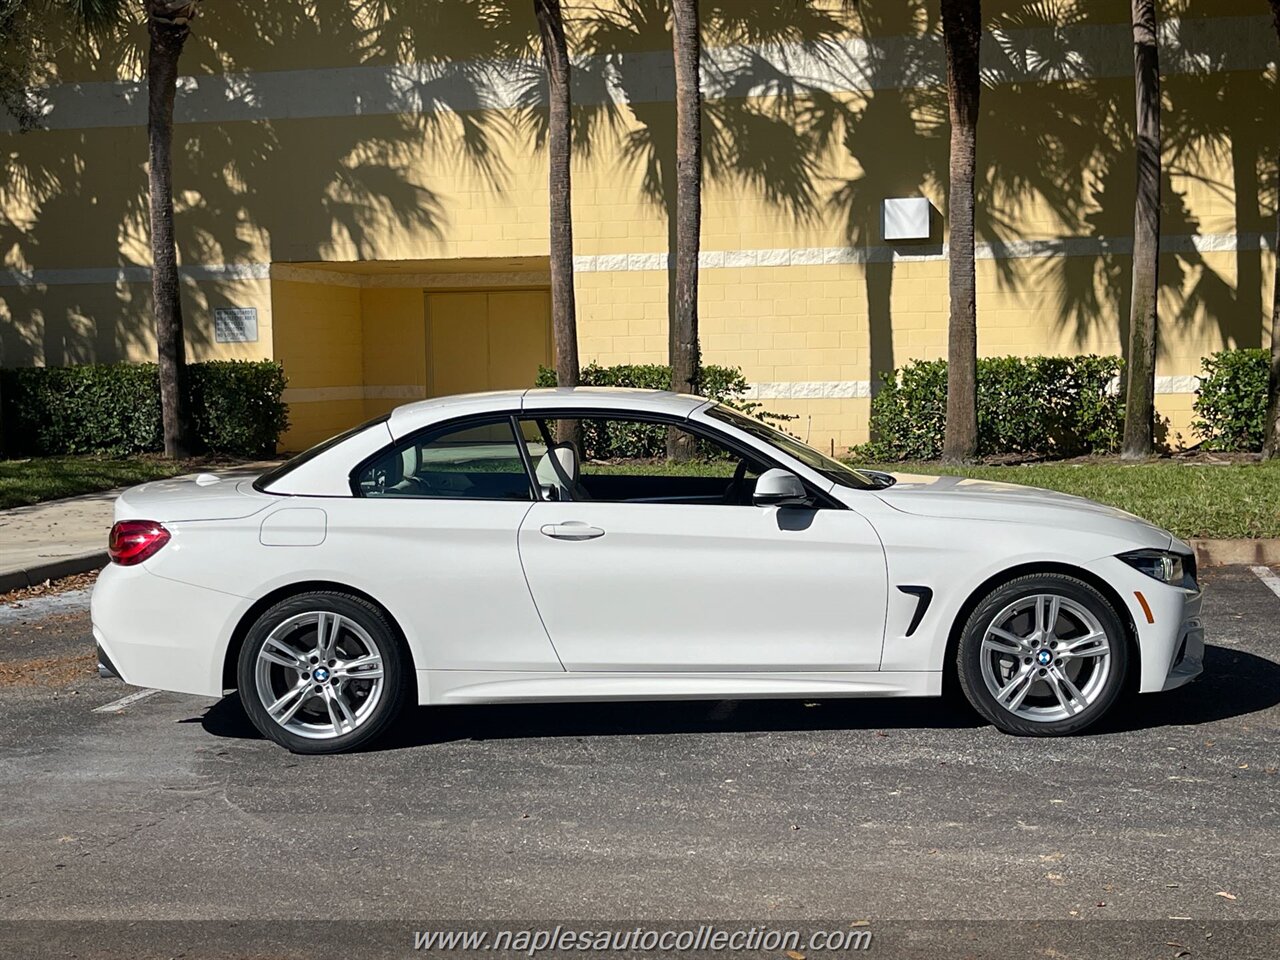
top-left (355, 419), bottom-right (533, 501)
top-left (518, 415), bottom-right (771, 506)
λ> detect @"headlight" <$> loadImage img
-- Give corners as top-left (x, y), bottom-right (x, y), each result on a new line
top-left (1118, 549), bottom-right (1190, 585)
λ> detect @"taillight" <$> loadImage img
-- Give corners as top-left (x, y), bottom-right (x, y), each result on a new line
top-left (108, 520), bottom-right (171, 566)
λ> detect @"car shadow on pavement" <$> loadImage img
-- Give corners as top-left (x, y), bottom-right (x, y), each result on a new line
top-left (196, 644), bottom-right (1279, 750)
top-left (1099, 642), bottom-right (1280, 735)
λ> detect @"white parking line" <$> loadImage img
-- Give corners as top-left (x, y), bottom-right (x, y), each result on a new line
top-left (1251, 565), bottom-right (1280, 601)
top-left (92, 687), bottom-right (163, 713)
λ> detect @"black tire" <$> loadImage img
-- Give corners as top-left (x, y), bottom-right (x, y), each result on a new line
top-left (237, 591), bottom-right (411, 754)
top-left (956, 573), bottom-right (1130, 736)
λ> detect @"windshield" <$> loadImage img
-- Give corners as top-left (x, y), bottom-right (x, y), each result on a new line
top-left (705, 405), bottom-right (880, 491)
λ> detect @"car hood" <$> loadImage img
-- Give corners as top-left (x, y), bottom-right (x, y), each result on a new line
top-left (115, 471), bottom-right (274, 523)
top-left (871, 473), bottom-right (1177, 550)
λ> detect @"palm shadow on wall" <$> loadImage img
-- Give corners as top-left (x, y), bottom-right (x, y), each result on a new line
top-left (2, 0), bottom-right (1273, 397)
top-left (0, 0), bottom-right (520, 368)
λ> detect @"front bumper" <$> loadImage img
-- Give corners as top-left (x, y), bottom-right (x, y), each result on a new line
top-left (1085, 556), bottom-right (1205, 693)
top-left (1160, 603), bottom-right (1205, 691)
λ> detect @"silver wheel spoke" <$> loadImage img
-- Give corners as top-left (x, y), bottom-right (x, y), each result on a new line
top-left (260, 637), bottom-right (306, 670)
top-left (335, 653), bottom-right (383, 680)
top-left (1055, 667), bottom-right (1088, 711)
top-left (983, 627), bottom-right (1028, 655)
top-left (316, 612), bottom-right (342, 660)
top-left (997, 668), bottom-right (1036, 711)
top-left (1060, 632), bottom-right (1108, 659)
top-left (1037, 595), bottom-right (1061, 640)
top-left (322, 686), bottom-right (356, 735)
top-left (267, 681), bottom-right (313, 725)
top-left (1046, 668), bottom-right (1085, 716)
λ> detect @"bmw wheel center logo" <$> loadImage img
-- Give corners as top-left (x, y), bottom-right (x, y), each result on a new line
top-left (1036, 649), bottom-right (1053, 666)
top-left (313, 667), bottom-right (331, 682)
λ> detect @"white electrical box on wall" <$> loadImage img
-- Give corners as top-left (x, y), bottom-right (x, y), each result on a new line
top-left (882, 197), bottom-right (933, 241)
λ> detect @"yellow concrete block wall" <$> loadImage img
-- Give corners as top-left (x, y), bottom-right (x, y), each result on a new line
top-left (2, 0), bottom-right (1276, 456)
top-left (361, 287), bottom-right (427, 405)
top-left (271, 277), bottom-right (364, 448)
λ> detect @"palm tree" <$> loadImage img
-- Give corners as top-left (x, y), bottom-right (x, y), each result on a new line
top-left (941, 0), bottom-right (982, 463)
top-left (668, 0), bottom-right (701, 459)
top-left (0, 1), bottom-right (196, 457)
top-left (1120, 0), bottom-right (1161, 459)
top-left (1263, 0), bottom-right (1280, 460)
top-left (146, 0), bottom-right (202, 458)
top-left (533, 0), bottom-right (580, 400)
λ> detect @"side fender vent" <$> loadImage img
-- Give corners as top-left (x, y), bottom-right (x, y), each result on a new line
top-left (897, 586), bottom-right (934, 637)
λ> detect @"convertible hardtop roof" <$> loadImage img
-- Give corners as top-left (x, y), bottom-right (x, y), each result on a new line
top-left (387, 387), bottom-right (713, 437)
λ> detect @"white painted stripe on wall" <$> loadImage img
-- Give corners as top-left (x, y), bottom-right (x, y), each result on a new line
top-left (0, 262), bottom-right (271, 288)
top-left (2, 231), bottom-right (1270, 289)
top-left (574, 232), bottom-right (1276, 273)
top-left (744, 376), bottom-right (1200, 401)
top-left (747, 380), bottom-right (873, 400)
top-left (271, 263), bottom-right (551, 289)
top-left (283, 379), bottom-right (1199, 405)
top-left (5, 16), bottom-right (1273, 133)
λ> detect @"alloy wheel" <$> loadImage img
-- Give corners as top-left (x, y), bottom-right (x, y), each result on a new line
top-left (253, 611), bottom-right (386, 740)
top-left (978, 593), bottom-right (1113, 723)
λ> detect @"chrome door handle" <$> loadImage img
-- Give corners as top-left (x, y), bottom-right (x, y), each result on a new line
top-left (540, 522), bottom-right (605, 541)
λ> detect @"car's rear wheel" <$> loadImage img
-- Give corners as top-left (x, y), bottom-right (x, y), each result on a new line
top-left (237, 591), bottom-right (410, 754)
top-left (956, 573), bottom-right (1129, 736)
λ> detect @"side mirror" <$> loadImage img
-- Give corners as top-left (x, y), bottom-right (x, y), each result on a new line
top-left (752, 468), bottom-right (809, 507)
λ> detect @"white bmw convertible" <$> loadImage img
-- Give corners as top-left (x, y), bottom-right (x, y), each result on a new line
top-left (92, 388), bottom-right (1204, 753)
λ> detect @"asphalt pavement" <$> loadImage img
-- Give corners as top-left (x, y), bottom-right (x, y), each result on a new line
top-left (1, 567), bottom-right (1278, 959)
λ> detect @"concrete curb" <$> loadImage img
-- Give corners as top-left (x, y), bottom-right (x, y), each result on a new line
top-left (0, 552), bottom-right (108, 593)
top-left (1190, 538), bottom-right (1280, 568)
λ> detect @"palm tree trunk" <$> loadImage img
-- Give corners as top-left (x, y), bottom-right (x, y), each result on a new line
top-left (1265, 180), bottom-right (1280, 459)
top-left (147, 6), bottom-right (193, 458)
top-left (941, 0), bottom-right (981, 463)
top-left (668, 0), bottom-right (701, 460)
top-left (534, 0), bottom-right (582, 450)
top-left (1262, 1), bottom-right (1280, 460)
top-left (534, 0), bottom-right (579, 392)
top-left (1121, 0), bottom-right (1161, 460)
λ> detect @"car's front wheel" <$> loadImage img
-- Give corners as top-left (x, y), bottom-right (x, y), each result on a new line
top-left (237, 591), bottom-right (410, 753)
top-left (956, 574), bottom-right (1129, 736)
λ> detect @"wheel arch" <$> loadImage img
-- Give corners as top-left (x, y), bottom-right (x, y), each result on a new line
top-left (941, 561), bottom-right (1140, 693)
top-left (222, 580), bottom-right (417, 697)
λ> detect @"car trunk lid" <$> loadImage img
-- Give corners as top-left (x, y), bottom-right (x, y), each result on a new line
top-left (114, 471), bottom-right (276, 523)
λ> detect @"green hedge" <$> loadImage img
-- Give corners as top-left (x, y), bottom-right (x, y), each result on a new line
top-left (858, 355), bottom-right (1124, 461)
top-left (1, 360), bottom-right (289, 458)
top-left (1191, 348), bottom-right (1269, 452)
top-left (534, 362), bottom-right (782, 459)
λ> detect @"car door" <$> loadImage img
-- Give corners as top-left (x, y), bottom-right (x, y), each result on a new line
top-left (340, 416), bottom-right (563, 673)
top-left (515, 414), bottom-right (888, 672)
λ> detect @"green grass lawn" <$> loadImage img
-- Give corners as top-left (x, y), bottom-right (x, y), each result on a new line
top-left (0, 457), bottom-right (200, 509)
top-left (865, 459), bottom-right (1280, 540)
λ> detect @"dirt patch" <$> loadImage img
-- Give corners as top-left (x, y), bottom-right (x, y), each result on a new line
top-left (2, 570), bottom-right (99, 605)
top-left (0, 651), bottom-right (96, 687)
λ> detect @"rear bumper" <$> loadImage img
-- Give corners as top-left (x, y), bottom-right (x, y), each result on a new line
top-left (91, 563), bottom-right (246, 698)
top-left (96, 643), bottom-right (122, 680)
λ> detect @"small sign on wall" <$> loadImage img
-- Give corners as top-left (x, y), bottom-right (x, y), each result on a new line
top-left (214, 306), bottom-right (259, 343)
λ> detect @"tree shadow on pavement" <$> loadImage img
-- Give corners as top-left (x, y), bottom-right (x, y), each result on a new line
top-left (197, 643), bottom-right (1280, 750)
